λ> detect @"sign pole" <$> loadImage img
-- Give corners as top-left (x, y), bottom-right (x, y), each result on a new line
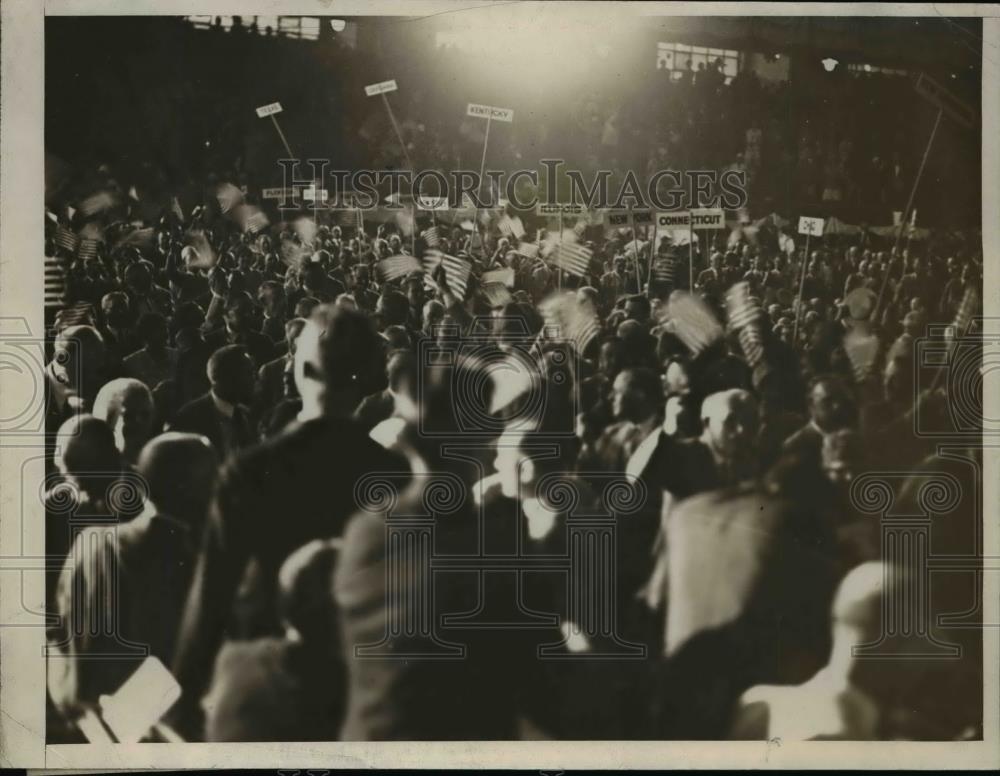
top-left (630, 207), bottom-right (641, 295)
top-left (269, 115), bottom-right (295, 159)
top-left (646, 216), bottom-right (657, 298)
top-left (689, 219), bottom-right (695, 292)
top-left (793, 231), bottom-right (811, 343)
top-left (876, 106), bottom-right (942, 318)
top-left (558, 208), bottom-right (563, 291)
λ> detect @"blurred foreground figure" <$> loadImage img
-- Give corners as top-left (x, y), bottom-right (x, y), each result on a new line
top-left (172, 305), bottom-right (405, 739)
top-left (203, 540), bottom-right (344, 741)
top-left (49, 433), bottom-right (217, 720)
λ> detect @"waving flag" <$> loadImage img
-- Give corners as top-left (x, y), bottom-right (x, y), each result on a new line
top-left (215, 183), bottom-right (244, 214)
top-left (378, 254), bottom-right (424, 283)
top-left (423, 250), bottom-right (471, 300)
top-left (539, 291), bottom-right (602, 355)
top-left (54, 225), bottom-right (79, 254)
top-left (725, 282), bottom-right (765, 367)
top-left (481, 282), bottom-right (514, 308)
top-left (663, 291), bottom-right (724, 356)
top-left (422, 225), bottom-right (441, 248)
top-left (516, 241), bottom-right (539, 260)
top-left (497, 214), bottom-right (525, 239)
top-left (548, 241), bottom-right (592, 278)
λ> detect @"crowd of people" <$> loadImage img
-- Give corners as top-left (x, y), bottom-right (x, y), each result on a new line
top-left (41, 162), bottom-right (983, 744)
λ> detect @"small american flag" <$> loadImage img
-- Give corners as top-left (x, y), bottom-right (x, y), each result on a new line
top-left (216, 183), bottom-right (244, 214)
top-left (44, 254), bottom-right (68, 308)
top-left (171, 197), bottom-right (185, 222)
top-left (422, 225), bottom-right (441, 248)
top-left (651, 255), bottom-right (675, 286)
top-left (242, 208), bottom-right (270, 235)
top-left (663, 292), bottom-right (724, 356)
top-left (54, 302), bottom-right (97, 330)
top-left (78, 190), bottom-right (115, 217)
top-left (77, 239), bottom-right (100, 261)
top-left (378, 254), bottom-right (424, 283)
top-left (423, 250), bottom-right (471, 300)
top-left (54, 225), bottom-right (79, 254)
top-left (497, 214), bottom-right (525, 239)
top-left (548, 240), bottom-right (592, 278)
top-left (481, 282), bottom-right (513, 308)
top-left (516, 241), bottom-right (539, 260)
top-left (539, 292), bottom-right (602, 355)
top-left (727, 280), bottom-right (766, 369)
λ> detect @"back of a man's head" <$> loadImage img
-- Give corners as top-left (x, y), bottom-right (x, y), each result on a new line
top-left (278, 538), bottom-right (340, 645)
top-left (55, 413), bottom-right (121, 478)
top-left (137, 432), bottom-right (219, 525)
top-left (295, 304), bottom-right (385, 420)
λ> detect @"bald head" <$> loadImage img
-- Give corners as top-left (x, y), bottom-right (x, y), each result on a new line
top-left (137, 432), bottom-right (218, 524)
top-left (92, 378), bottom-right (155, 463)
top-left (701, 389), bottom-right (758, 460)
top-left (55, 413), bottom-right (121, 478)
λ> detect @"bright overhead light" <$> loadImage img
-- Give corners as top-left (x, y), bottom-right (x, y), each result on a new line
top-left (330, 19), bottom-right (346, 33)
top-left (822, 57), bottom-right (839, 72)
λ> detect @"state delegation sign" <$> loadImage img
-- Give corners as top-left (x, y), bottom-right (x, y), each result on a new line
top-left (467, 103), bottom-right (515, 122)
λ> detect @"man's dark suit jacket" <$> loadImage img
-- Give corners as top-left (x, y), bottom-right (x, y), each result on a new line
top-left (172, 416), bottom-right (406, 736)
top-left (171, 391), bottom-right (253, 458)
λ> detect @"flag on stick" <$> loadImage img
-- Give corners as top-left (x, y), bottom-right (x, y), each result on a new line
top-left (547, 241), bottom-right (592, 278)
top-left (539, 291), bottom-right (602, 355)
top-left (725, 281), bottom-right (765, 367)
top-left (423, 250), bottom-right (471, 300)
top-left (54, 225), bottom-right (79, 254)
top-left (378, 254), bottom-right (424, 283)
top-left (662, 291), bottom-right (724, 356)
top-left (422, 225), bottom-right (441, 248)
top-left (481, 282), bottom-right (514, 308)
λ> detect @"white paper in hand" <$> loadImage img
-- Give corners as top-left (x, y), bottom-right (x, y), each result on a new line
top-left (99, 656), bottom-right (181, 743)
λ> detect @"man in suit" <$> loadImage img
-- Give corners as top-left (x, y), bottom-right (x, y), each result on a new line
top-left (170, 345), bottom-right (256, 459)
top-left (782, 374), bottom-right (856, 473)
top-left (171, 306), bottom-right (405, 739)
top-left (253, 318), bottom-right (306, 425)
top-left (48, 433), bottom-right (219, 718)
top-left (204, 291), bottom-right (275, 368)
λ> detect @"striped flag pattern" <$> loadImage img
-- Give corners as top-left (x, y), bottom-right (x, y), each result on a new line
top-left (422, 226), bottom-right (441, 248)
top-left (78, 239), bottom-right (99, 261)
top-left (497, 214), bottom-right (525, 239)
top-left (516, 241), bottom-right (539, 260)
top-left (481, 282), bottom-right (513, 308)
top-left (423, 250), bottom-right (471, 300)
top-left (54, 302), bottom-right (97, 331)
top-left (377, 254), bottom-right (423, 283)
top-left (664, 292), bottom-right (724, 356)
top-left (548, 241), bottom-right (592, 278)
top-left (539, 292), bottom-right (602, 355)
top-left (651, 255), bottom-right (675, 286)
top-left (44, 254), bottom-right (68, 308)
top-left (54, 225), bottom-right (79, 254)
top-left (725, 282), bottom-right (765, 367)
top-left (216, 183), bottom-right (244, 214)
